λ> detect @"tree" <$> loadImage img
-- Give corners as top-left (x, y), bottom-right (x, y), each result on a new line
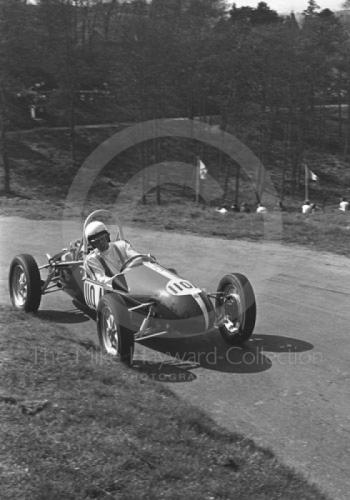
top-left (230, 2), bottom-right (280, 25)
top-left (0, 0), bottom-right (41, 193)
top-left (36, 0), bottom-right (122, 162)
top-left (251, 2), bottom-right (280, 25)
top-left (303, 0), bottom-right (320, 17)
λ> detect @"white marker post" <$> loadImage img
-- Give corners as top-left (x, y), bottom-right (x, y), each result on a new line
top-left (195, 156), bottom-right (200, 203)
top-left (304, 164), bottom-right (309, 201)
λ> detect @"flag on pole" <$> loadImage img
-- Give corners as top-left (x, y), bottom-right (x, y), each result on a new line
top-left (305, 165), bottom-right (319, 182)
top-left (198, 158), bottom-right (208, 180)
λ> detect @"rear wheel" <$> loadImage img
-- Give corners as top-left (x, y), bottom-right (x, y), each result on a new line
top-left (9, 254), bottom-right (42, 312)
top-left (97, 294), bottom-right (134, 366)
top-left (216, 273), bottom-right (256, 345)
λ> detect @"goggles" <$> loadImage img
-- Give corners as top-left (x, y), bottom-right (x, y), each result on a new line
top-left (88, 231), bottom-right (110, 247)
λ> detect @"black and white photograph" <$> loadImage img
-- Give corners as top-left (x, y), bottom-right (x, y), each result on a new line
top-left (1, 0), bottom-right (350, 499)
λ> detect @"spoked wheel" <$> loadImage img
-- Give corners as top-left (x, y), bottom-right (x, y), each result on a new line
top-left (97, 294), bottom-right (134, 366)
top-left (101, 310), bottom-right (119, 355)
top-left (216, 273), bottom-right (256, 345)
top-left (9, 254), bottom-right (42, 312)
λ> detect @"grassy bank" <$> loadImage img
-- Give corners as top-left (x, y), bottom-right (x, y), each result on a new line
top-left (0, 305), bottom-right (327, 500)
top-left (1, 125), bottom-right (350, 256)
top-left (1, 195), bottom-right (350, 256)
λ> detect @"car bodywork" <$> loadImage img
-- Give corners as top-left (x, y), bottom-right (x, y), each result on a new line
top-left (9, 210), bottom-right (256, 365)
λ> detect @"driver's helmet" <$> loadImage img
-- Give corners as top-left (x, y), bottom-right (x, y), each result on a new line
top-left (85, 221), bottom-right (110, 248)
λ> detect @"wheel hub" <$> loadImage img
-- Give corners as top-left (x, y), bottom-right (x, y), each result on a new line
top-left (103, 311), bottom-right (118, 355)
top-left (223, 291), bottom-right (242, 333)
top-left (12, 267), bottom-right (28, 307)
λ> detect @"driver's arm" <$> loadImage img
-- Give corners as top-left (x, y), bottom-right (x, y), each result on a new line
top-left (121, 241), bottom-right (156, 263)
top-left (111, 240), bottom-right (156, 267)
top-left (126, 241), bottom-right (140, 259)
top-left (118, 240), bottom-right (140, 260)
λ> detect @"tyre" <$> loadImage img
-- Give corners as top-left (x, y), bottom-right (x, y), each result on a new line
top-left (216, 273), bottom-right (256, 345)
top-left (9, 254), bottom-right (42, 312)
top-left (97, 294), bottom-right (134, 366)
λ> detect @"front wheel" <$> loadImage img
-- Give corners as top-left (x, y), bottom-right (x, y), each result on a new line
top-left (216, 273), bottom-right (256, 345)
top-left (9, 254), bottom-right (42, 312)
top-left (97, 294), bottom-right (134, 366)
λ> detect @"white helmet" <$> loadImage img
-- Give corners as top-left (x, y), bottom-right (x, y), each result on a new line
top-left (85, 221), bottom-right (109, 240)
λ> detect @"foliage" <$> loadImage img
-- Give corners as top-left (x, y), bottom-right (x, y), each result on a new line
top-left (230, 1), bottom-right (280, 25)
top-left (1, 0), bottom-right (350, 195)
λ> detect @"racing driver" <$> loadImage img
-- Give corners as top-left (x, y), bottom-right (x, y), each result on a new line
top-left (84, 220), bottom-right (139, 283)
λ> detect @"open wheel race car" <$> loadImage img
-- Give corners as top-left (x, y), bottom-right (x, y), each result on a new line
top-left (9, 210), bottom-right (257, 366)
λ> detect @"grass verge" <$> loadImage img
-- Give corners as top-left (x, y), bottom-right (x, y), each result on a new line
top-left (2, 124), bottom-right (350, 256)
top-left (1, 196), bottom-right (350, 256)
top-left (0, 305), bottom-right (327, 500)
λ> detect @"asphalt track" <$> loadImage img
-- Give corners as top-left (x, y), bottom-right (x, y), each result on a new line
top-left (1, 216), bottom-right (350, 500)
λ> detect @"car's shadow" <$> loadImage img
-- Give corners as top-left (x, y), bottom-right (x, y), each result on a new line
top-left (132, 359), bottom-right (198, 383)
top-left (250, 334), bottom-right (314, 353)
top-left (37, 308), bottom-right (90, 324)
top-left (140, 330), bottom-right (314, 374)
top-left (140, 330), bottom-right (268, 374)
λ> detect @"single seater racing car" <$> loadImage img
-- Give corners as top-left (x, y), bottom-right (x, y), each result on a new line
top-left (9, 210), bottom-right (257, 366)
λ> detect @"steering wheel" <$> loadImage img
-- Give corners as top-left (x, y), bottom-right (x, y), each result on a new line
top-left (120, 254), bottom-right (154, 272)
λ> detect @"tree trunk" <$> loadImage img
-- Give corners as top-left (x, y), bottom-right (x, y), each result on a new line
top-left (338, 100), bottom-right (342, 143)
top-left (69, 87), bottom-right (76, 166)
top-left (281, 161), bottom-right (286, 201)
top-left (0, 84), bottom-right (10, 194)
top-left (337, 76), bottom-right (343, 142)
top-left (283, 122), bottom-right (291, 199)
top-left (156, 164), bottom-right (161, 205)
top-left (223, 163), bottom-right (229, 201)
top-left (103, 0), bottom-right (118, 41)
top-left (345, 87), bottom-right (350, 157)
top-left (234, 165), bottom-right (240, 206)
